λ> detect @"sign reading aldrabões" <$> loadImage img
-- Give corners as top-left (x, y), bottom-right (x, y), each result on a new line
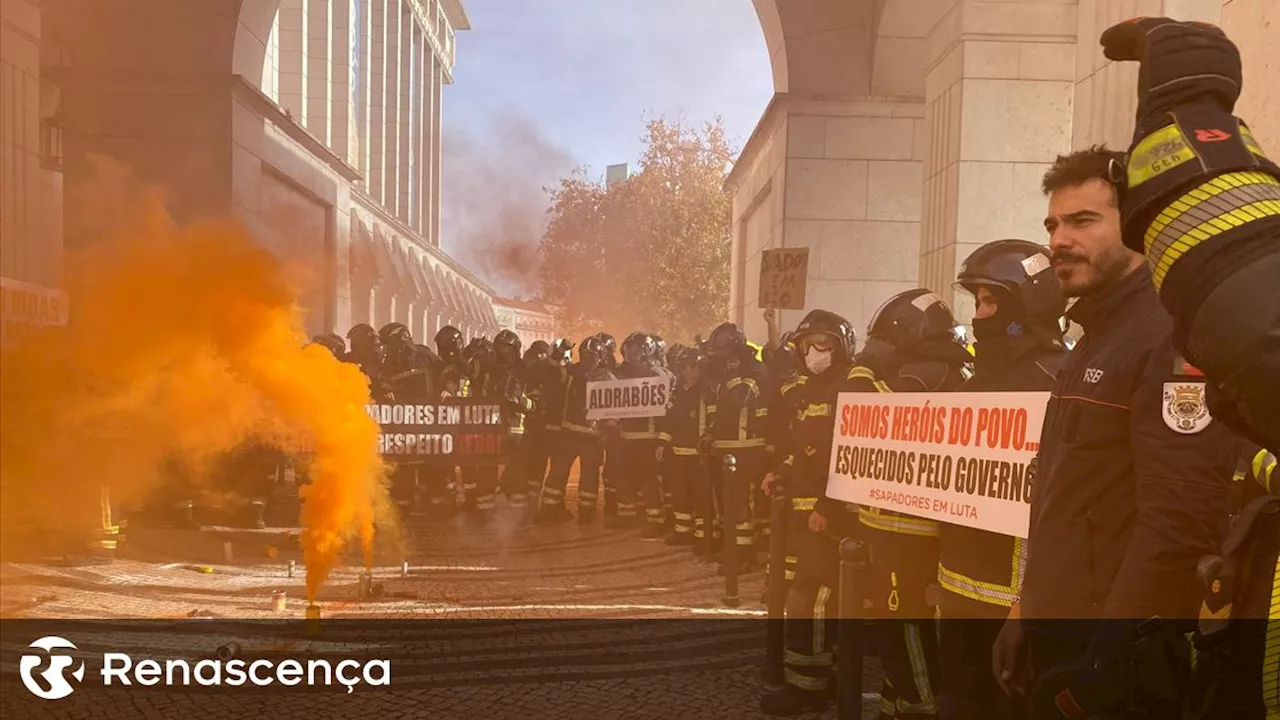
top-left (825, 392), bottom-right (1050, 538)
top-left (366, 399), bottom-right (509, 464)
top-left (585, 377), bottom-right (672, 421)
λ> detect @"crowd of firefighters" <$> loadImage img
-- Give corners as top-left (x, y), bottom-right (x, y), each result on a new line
top-left (306, 143), bottom-right (1278, 720)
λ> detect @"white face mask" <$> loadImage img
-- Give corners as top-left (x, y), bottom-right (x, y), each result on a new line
top-left (805, 347), bottom-right (834, 375)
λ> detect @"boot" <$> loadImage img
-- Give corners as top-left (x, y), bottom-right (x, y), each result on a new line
top-left (759, 684), bottom-right (832, 716)
top-left (538, 504), bottom-right (573, 525)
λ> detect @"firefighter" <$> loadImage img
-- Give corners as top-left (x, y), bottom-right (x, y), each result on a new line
top-left (520, 340), bottom-right (553, 510)
top-left (1100, 18), bottom-right (1280, 451)
top-left (542, 336), bottom-right (615, 523)
top-left (704, 322), bottom-right (770, 574)
top-left (468, 330), bottom-right (531, 519)
top-left (762, 331), bottom-right (806, 567)
top-left (343, 323), bottom-right (392, 402)
top-left (530, 339), bottom-right (573, 521)
top-left (596, 332), bottom-right (620, 518)
top-left (458, 337), bottom-right (493, 507)
top-left (938, 240), bottom-right (1068, 720)
top-left (758, 309), bottom-right (858, 717)
top-left (379, 322), bottom-right (440, 518)
top-left (657, 346), bottom-right (714, 546)
top-left (842, 290), bottom-right (970, 720)
top-left (310, 333), bottom-right (346, 359)
top-left (997, 148), bottom-right (1238, 719)
top-left (610, 332), bottom-right (665, 533)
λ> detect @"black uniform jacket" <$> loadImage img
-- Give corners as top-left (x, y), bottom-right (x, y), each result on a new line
top-left (938, 338), bottom-right (1066, 619)
top-left (1021, 268), bottom-right (1236, 621)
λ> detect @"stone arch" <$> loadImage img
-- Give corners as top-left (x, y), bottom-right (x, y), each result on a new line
top-left (233, 0), bottom-right (282, 85)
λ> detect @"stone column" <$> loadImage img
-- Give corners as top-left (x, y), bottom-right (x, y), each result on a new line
top-left (398, 4), bottom-right (414, 223)
top-left (368, 0), bottom-right (386, 202)
top-left (413, 21), bottom-right (427, 233)
top-left (330, 0), bottom-right (354, 164)
top-left (355, 0), bottom-right (372, 175)
top-left (277, 0), bottom-right (308, 124)
top-left (306, 0), bottom-right (332, 146)
top-left (430, 56), bottom-right (443, 246)
top-left (383, 0), bottom-right (401, 210)
top-left (920, 0), bottom-right (1077, 321)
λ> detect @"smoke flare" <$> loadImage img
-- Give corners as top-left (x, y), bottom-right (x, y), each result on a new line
top-left (0, 176), bottom-right (387, 601)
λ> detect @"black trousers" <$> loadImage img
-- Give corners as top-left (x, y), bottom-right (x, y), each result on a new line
top-left (618, 440), bottom-right (662, 524)
top-left (544, 430), bottom-right (603, 512)
top-left (522, 426), bottom-right (555, 506)
top-left (666, 454), bottom-right (701, 536)
top-left (939, 619), bottom-right (1017, 720)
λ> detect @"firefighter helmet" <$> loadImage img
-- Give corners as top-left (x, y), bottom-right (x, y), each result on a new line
top-left (867, 289), bottom-right (963, 354)
top-left (793, 309), bottom-right (857, 361)
top-left (955, 239), bottom-right (1066, 326)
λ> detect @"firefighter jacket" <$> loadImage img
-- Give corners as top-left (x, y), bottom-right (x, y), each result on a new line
top-left (937, 338), bottom-right (1067, 619)
top-left (560, 363), bottom-right (616, 437)
top-left (343, 348), bottom-right (394, 402)
top-left (1021, 268), bottom-right (1237, 621)
top-left (435, 355), bottom-right (469, 398)
top-left (774, 363), bottom-right (850, 520)
top-left (615, 361), bottom-right (668, 442)
top-left (381, 345), bottom-right (440, 404)
top-left (658, 378), bottom-right (715, 456)
top-left (472, 359), bottom-right (531, 437)
top-left (766, 372), bottom-right (807, 457)
top-left (827, 350), bottom-right (967, 537)
top-left (1231, 443), bottom-right (1277, 516)
top-left (707, 354), bottom-right (769, 451)
top-left (530, 362), bottom-right (570, 432)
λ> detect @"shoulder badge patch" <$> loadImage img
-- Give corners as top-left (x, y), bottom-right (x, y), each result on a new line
top-left (1163, 382), bottom-right (1213, 434)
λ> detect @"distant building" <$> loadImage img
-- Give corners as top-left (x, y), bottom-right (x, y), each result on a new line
top-left (605, 163), bottom-right (631, 187)
top-left (492, 297), bottom-right (558, 346)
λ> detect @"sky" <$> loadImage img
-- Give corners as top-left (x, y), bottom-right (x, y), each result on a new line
top-left (440, 0), bottom-right (774, 298)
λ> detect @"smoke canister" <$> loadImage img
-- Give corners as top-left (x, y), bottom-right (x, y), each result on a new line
top-left (358, 571), bottom-right (373, 599)
top-left (271, 590), bottom-right (287, 612)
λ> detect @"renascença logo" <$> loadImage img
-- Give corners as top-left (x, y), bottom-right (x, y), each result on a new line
top-left (20, 636), bottom-right (86, 700)
top-left (18, 636), bottom-right (391, 699)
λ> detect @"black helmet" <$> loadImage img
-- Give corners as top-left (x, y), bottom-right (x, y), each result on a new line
top-left (579, 335), bottom-right (606, 362)
top-left (551, 338), bottom-right (575, 364)
top-left (665, 342), bottom-right (687, 368)
top-left (435, 325), bottom-right (463, 355)
top-left (348, 323), bottom-right (377, 343)
top-left (311, 333), bottom-right (346, 357)
top-left (708, 322), bottom-right (746, 357)
top-left (955, 239), bottom-right (1065, 325)
top-left (673, 344), bottom-right (706, 372)
top-left (622, 332), bottom-right (656, 365)
top-left (793, 309), bottom-right (857, 360)
top-left (595, 333), bottom-right (618, 368)
top-left (379, 322), bottom-right (413, 347)
top-left (494, 329), bottom-right (522, 361)
top-left (867, 289), bottom-right (962, 353)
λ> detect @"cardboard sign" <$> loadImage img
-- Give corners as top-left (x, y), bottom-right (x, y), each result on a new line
top-left (826, 392), bottom-right (1050, 538)
top-left (366, 399), bottom-right (511, 464)
top-left (585, 377), bottom-right (672, 421)
top-left (0, 276), bottom-right (69, 348)
top-left (758, 248), bottom-right (809, 310)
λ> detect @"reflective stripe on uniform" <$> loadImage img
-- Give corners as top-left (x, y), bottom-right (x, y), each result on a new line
top-left (904, 623), bottom-right (938, 714)
top-left (1262, 552), bottom-right (1279, 716)
top-left (937, 537), bottom-right (1025, 608)
top-left (1143, 171), bottom-right (1280, 290)
top-left (1253, 449), bottom-right (1277, 494)
top-left (784, 649), bottom-right (833, 667)
top-left (859, 507), bottom-right (939, 537)
top-left (848, 366), bottom-right (892, 393)
top-left (672, 446), bottom-right (699, 456)
top-left (797, 403), bottom-right (831, 421)
top-left (793, 497), bottom-right (816, 512)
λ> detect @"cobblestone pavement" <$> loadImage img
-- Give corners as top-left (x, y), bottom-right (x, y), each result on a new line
top-left (1, 479), bottom-right (885, 718)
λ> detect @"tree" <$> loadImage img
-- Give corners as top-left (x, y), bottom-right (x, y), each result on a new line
top-left (538, 117), bottom-right (733, 343)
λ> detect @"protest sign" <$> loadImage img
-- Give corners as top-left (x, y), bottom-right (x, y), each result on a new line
top-left (826, 392), bottom-right (1050, 538)
top-left (585, 377), bottom-right (672, 421)
top-left (366, 399), bottom-right (510, 464)
top-left (1, 276), bottom-right (69, 349)
top-left (758, 248), bottom-right (809, 310)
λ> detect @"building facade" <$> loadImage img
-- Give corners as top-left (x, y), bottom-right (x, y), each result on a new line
top-left (0, 0), bottom-right (68, 347)
top-left (3, 0), bottom-right (499, 346)
top-left (728, 0), bottom-right (1280, 341)
top-left (492, 297), bottom-right (558, 347)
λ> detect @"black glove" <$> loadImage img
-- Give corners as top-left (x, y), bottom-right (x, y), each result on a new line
top-left (1100, 17), bottom-right (1241, 135)
top-left (1028, 655), bottom-right (1129, 720)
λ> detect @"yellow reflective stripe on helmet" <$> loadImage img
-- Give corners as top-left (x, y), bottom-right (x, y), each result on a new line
top-left (1143, 171), bottom-right (1280, 289)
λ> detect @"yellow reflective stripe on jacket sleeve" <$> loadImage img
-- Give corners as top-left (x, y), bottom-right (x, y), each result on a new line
top-left (858, 507), bottom-right (939, 537)
top-left (1253, 449), bottom-right (1277, 494)
top-left (792, 497), bottom-right (816, 512)
top-left (848, 366), bottom-right (892, 393)
top-left (725, 376), bottom-right (760, 396)
top-left (798, 403), bottom-right (831, 420)
top-left (672, 446), bottom-right (699, 456)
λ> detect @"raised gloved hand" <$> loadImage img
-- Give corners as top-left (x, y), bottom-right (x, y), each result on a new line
top-left (1100, 17), bottom-right (1241, 132)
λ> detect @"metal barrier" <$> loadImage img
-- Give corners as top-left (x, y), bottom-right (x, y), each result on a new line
top-left (721, 453), bottom-right (739, 607)
top-left (764, 482), bottom-right (790, 685)
top-left (837, 538), bottom-right (871, 720)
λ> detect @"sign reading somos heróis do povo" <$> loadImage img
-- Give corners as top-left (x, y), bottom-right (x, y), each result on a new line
top-left (825, 391), bottom-right (1050, 538)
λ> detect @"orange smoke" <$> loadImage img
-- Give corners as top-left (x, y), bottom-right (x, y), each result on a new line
top-left (0, 175), bottom-right (387, 601)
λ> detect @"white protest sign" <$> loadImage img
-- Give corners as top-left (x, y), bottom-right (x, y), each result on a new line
top-left (1, 276), bottom-right (69, 349)
top-left (825, 391), bottom-right (1050, 538)
top-left (586, 377), bottom-right (672, 421)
